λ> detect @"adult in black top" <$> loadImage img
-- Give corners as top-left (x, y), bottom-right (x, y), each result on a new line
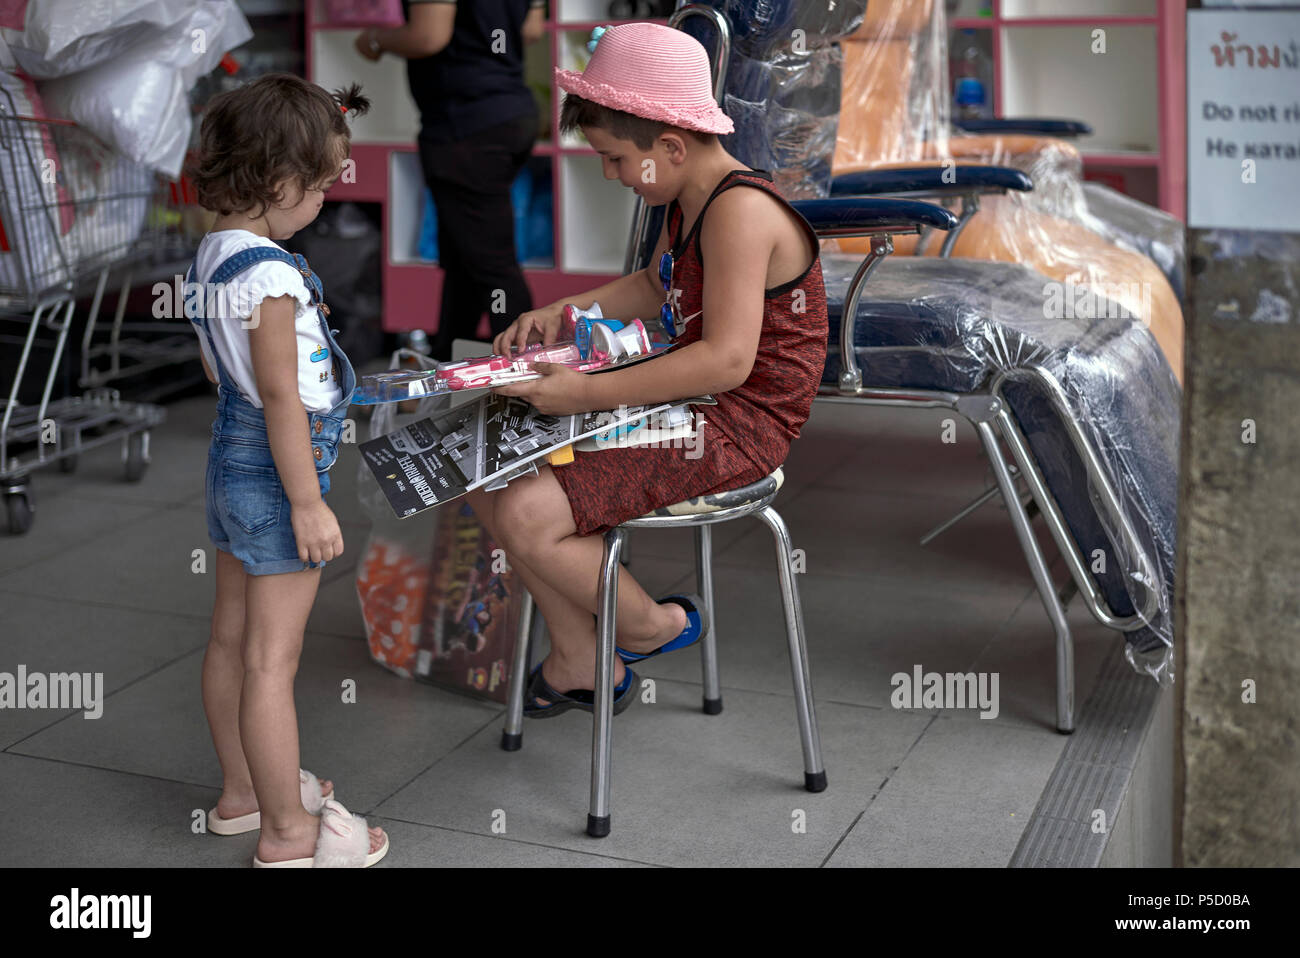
top-left (357, 1), bottom-right (546, 359)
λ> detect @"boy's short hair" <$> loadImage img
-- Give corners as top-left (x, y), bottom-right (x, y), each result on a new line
top-left (559, 94), bottom-right (717, 151)
top-left (193, 74), bottom-right (370, 217)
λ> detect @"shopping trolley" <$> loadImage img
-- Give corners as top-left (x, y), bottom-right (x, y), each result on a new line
top-left (0, 86), bottom-right (185, 534)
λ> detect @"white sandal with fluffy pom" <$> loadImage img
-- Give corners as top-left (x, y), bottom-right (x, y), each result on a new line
top-left (208, 769), bottom-right (335, 836)
top-left (252, 799), bottom-right (389, 868)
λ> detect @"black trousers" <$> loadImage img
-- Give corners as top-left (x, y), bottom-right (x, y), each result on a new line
top-left (418, 112), bottom-right (538, 360)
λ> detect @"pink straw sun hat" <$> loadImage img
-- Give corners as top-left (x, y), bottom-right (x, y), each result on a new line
top-left (554, 22), bottom-right (734, 136)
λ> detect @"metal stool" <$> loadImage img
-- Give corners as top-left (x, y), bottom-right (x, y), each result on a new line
top-left (500, 468), bottom-right (827, 837)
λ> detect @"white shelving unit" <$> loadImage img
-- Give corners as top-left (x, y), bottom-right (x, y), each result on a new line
top-left (312, 28), bottom-right (419, 143)
top-left (950, 0), bottom-right (1184, 216)
top-left (561, 155), bottom-right (636, 274)
top-left (388, 151), bottom-right (427, 266)
top-left (1000, 25), bottom-right (1158, 154)
top-left (1000, 0), bottom-right (1155, 17)
top-left (556, 0), bottom-right (614, 24)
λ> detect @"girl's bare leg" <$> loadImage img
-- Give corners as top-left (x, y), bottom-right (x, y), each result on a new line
top-left (201, 548), bottom-right (330, 820)
top-left (240, 566), bottom-right (383, 863)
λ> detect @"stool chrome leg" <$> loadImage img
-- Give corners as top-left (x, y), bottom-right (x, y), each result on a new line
top-left (974, 420), bottom-right (1074, 733)
top-left (695, 525), bottom-right (722, 714)
top-left (589, 527), bottom-right (625, 837)
top-left (756, 506), bottom-right (827, 792)
top-left (501, 589), bottom-right (535, 751)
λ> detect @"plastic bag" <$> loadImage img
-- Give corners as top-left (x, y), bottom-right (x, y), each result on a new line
top-left (37, 1), bottom-right (250, 177)
top-left (357, 348), bottom-right (449, 678)
top-left (0, 0), bottom-right (188, 78)
top-left (40, 57), bottom-right (189, 177)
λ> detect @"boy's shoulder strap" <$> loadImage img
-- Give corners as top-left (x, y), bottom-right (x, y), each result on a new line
top-left (671, 169), bottom-right (778, 257)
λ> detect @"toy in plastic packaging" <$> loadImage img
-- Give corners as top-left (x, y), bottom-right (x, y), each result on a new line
top-left (352, 302), bottom-right (674, 406)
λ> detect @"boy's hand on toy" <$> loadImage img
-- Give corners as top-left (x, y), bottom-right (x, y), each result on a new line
top-left (493, 362), bottom-right (592, 416)
top-left (291, 499), bottom-right (345, 565)
top-left (493, 304), bottom-right (564, 355)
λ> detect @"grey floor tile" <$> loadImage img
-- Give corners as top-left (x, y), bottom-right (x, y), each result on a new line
top-left (308, 562), bottom-right (368, 639)
top-left (806, 397), bottom-right (958, 445)
top-left (0, 596), bottom-right (206, 748)
top-left (825, 715), bottom-right (1067, 868)
top-left (22, 396), bottom-right (213, 508)
top-left (953, 591), bottom-right (1127, 733)
top-left (0, 495), bottom-right (162, 577)
top-left (808, 408), bottom-right (996, 501)
top-left (374, 682), bottom-right (929, 868)
top-left (10, 633), bottom-right (502, 813)
top-left (0, 753), bottom-right (256, 867)
top-left (371, 817), bottom-right (653, 867)
top-left (716, 481), bottom-right (1052, 599)
top-left (615, 522), bottom-right (754, 566)
top-left (0, 385), bottom-right (1138, 868)
top-left (633, 565), bottom-right (1030, 709)
top-left (0, 502), bottom-right (214, 618)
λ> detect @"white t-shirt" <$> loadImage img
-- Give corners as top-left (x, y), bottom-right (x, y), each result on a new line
top-left (191, 230), bottom-right (344, 413)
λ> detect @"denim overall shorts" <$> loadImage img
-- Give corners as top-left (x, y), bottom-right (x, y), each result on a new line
top-left (190, 247), bottom-right (357, 575)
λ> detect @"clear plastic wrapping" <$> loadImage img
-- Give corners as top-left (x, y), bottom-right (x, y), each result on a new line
top-left (1079, 181), bottom-right (1187, 305)
top-left (35, 1), bottom-right (251, 178)
top-left (722, 45), bottom-right (844, 199)
top-left (821, 254), bottom-right (1177, 682)
top-left (827, 0), bottom-right (1186, 382)
top-left (709, 0), bottom-right (866, 60)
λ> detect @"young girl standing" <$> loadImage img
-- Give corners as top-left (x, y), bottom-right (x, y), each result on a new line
top-left (475, 23), bottom-right (828, 713)
top-left (189, 74), bottom-right (387, 867)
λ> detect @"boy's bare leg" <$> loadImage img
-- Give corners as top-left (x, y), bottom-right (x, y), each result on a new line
top-left (466, 469), bottom-right (689, 698)
top-left (201, 548), bottom-right (331, 820)
top-left (241, 566), bottom-right (383, 863)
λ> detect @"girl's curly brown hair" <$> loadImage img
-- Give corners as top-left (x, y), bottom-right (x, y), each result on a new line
top-left (192, 74), bottom-right (371, 217)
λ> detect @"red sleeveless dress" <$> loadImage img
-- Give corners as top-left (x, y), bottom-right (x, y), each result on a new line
top-left (552, 169), bottom-right (828, 536)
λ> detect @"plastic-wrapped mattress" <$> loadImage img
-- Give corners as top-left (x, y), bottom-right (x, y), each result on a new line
top-left (821, 254), bottom-right (1177, 682)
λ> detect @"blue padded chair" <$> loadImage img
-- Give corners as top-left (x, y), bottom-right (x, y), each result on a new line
top-left (667, 2), bottom-right (1178, 731)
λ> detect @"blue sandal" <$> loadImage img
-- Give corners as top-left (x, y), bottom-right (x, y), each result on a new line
top-left (523, 662), bottom-right (639, 719)
top-left (616, 594), bottom-right (708, 663)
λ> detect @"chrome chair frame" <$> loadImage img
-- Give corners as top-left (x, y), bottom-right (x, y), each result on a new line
top-left (501, 476), bottom-right (826, 838)
top-left (663, 2), bottom-right (1165, 734)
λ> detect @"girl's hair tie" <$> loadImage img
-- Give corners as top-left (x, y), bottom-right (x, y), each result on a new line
top-left (333, 82), bottom-right (372, 118)
top-left (587, 26), bottom-right (608, 55)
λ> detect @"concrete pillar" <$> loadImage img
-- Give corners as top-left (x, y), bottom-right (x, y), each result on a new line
top-left (1176, 229), bottom-right (1300, 866)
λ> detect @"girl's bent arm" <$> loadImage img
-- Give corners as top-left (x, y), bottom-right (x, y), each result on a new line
top-left (248, 296), bottom-right (322, 508)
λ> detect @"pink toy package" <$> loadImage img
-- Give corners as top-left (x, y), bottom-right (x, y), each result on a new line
top-left (353, 303), bottom-right (671, 405)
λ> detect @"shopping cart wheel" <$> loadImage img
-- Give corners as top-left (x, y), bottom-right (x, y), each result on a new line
top-left (6, 492), bottom-right (33, 535)
top-left (124, 432), bottom-right (148, 482)
top-left (59, 454), bottom-right (78, 473)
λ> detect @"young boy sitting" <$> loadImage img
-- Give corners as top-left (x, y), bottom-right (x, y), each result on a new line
top-left (471, 21), bottom-right (828, 713)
